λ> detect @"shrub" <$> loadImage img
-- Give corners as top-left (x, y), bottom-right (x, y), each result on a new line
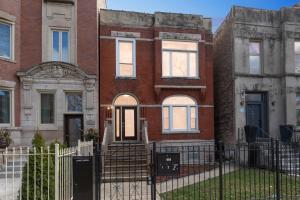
top-left (84, 128), bottom-right (99, 143)
top-left (20, 131), bottom-right (62, 200)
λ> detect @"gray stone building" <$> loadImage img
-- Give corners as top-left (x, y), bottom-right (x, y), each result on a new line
top-left (214, 4), bottom-right (300, 143)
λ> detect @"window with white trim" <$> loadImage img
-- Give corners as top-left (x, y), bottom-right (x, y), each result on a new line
top-left (41, 93), bottom-right (55, 124)
top-left (249, 41), bottom-right (262, 74)
top-left (295, 41), bottom-right (300, 73)
top-left (52, 30), bottom-right (69, 62)
top-left (162, 41), bottom-right (198, 78)
top-left (116, 38), bottom-right (136, 78)
top-left (0, 21), bottom-right (13, 60)
top-left (162, 96), bottom-right (198, 132)
top-left (0, 89), bottom-right (11, 124)
top-left (296, 93), bottom-right (300, 128)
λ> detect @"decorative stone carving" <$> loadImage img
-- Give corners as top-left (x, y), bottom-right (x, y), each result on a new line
top-left (159, 32), bottom-right (202, 41)
top-left (111, 31), bottom-right (141, 38)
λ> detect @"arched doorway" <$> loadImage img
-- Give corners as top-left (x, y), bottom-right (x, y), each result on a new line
top-left (113, 94), bottom-right (138, 141)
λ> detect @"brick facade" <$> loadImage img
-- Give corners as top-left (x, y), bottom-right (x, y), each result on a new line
top-left (99, 10), bottom-right (214, 143)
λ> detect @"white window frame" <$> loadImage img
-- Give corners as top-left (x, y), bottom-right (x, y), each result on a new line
top-left (249, 41), bottom-right (262, 74)
top-left (40, 91), bottom-right (56, 125)
top-left (0, 88), bottom-right (14, 127)
top-left (116, 38), bottom-right (136, 78)
top-left (51, 29), bottom-right (70, 62)
top-left (162, 96), bottom-right (198, 133)
top-left (65, 92), bottom-right (83, 114)
top-left (0, 19), bottom-right (15, 61)
top-left (162, 40), bottom-right (199, 78)
top-left (295, 41), bottom-right (300, 73)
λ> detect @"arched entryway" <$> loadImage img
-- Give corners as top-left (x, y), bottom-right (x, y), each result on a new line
top-left (113, 94), bottom-right (139, 141)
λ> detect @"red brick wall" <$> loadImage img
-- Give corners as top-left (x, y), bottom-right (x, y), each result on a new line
top-left (0, 0), bottom-right (21, 126)
top-left (99, 25), bottom-right (214, 141)
top-left (77, 0), bottom-right (98, 75)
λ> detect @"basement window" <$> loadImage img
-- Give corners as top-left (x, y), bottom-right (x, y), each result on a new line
top-left (249, 41), bottom-right (262, 74)
top-left (162, 40), bottom-right (198, 78)
top-left (116, 38), bottom-right (136, 78)
top-left (295, 41), bottom-right (300, 73)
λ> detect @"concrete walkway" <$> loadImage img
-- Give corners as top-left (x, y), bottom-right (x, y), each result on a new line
top-left (0, 178), bottom-right (21, 200)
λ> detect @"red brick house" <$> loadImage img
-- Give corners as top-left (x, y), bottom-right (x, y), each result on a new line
top-left (99, 10), bottom-right (214, 145)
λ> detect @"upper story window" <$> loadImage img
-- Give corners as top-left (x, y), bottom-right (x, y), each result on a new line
top-left (41, 93), bottom-right (55, 124)
top-left (295, 41), bottom-right (300, 73)
top-left (52, 30), bottom-right (69, 62)
top-left (0, 89), bottom-right (11, 125)
top-left (0, 21), bottom-right (13, 60)
top-left (116, 38), bottom-right (136, 78)
top-left (162, 96), bottom-right (198, 132)
top-left (162, 41), bottom-right (198, 78)
top-left (249, 41), bottom-right (262, 74)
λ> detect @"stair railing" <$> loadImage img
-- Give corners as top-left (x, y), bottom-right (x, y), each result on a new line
top-left (141, 120), bottom-right (151, 173)
top-left (102, 120), bottom-right (112, 152)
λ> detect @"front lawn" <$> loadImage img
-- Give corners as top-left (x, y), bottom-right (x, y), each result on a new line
top-left (161, 168), bottom-right (300, 200)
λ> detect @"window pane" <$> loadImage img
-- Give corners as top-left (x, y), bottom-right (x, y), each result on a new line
top-left (114, 94), bottom-right (137, 106)
top-left (297, 93), bottom-right (300, 107)
top-left (297, 109), bottom-right (300, 127)
top-left (172, 107), bottom-right (187, 129)
top-left (0, 90), bottom-right (10, 124)
top-left (52, 31), bottom-right (59, 61)
top-left (163, 107), bottom-right (169, 130)
top-left (172, 52), bottom-right (188, 77)
top-left (67, 94), bottom-right (82, 112)
top-left (116, 109), bottom-right (120, 137)
top-left (119, 64), bottom-right (134, 76)
top-left (190, 107), bottom-right (196, 129)
top-left (119, 41), bottom-right (133, 64)
top-left (162, 41), bottom-right (197, 51)
top-left (0, 22), bottom-right (11, 59)
top-left (124, 109), bottom-right (135, 137)
top-left (295, 55), bottom-right (300, 73)
top-left (189, 53), bottom-right (197, 77)
top-left (62, 32), bottom-right (69, 62)
top-left (163, 96), bottom-right (196, 106)
top-left (41, 93), bottom-right (54, 124)
top-left (249, 42), bottom-right (260, 55)
top-left (250, 56), bottom-right (261, 74)
top-left (295, 42), bottom-right (300, 54)
top-left (162, 51), bottom-right (170, 76)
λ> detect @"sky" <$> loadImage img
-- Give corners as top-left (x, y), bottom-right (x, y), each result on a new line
top-left (107, 0), bottom-right (300, 32)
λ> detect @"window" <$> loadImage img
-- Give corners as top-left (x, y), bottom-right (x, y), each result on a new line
top-left (162, 96), bottom-right (198, 132)
top-left (0, 90), bottom-right (10, 124)
top-left (41, 93), bottom-right (55, 124)
top-left (296, 93), bottom-right (300, 127)
top-left (0, 21), bottom-right (12, 60)
top-left (162, 41), bottom-right (198, 78)
top-left (116, 39), bottom-right (136, 77)
top-left (66, 93), bottom-right (82, 112)
top-left (52, 30), bottom-right (69, 62)
top-left (295, 41), bottom-right (300, 73)
top-left (249, 41), bottom-right (261, 74)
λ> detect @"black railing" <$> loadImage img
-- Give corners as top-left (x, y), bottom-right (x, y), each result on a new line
top-left (94, 140), bottom-right (300, 200)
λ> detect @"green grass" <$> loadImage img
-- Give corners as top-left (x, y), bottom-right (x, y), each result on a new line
top-left (161, 169), bottom-right (300, 200)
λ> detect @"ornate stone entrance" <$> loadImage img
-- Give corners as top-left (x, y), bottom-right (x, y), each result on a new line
top-left (17, 62), bottom-right (98, 145)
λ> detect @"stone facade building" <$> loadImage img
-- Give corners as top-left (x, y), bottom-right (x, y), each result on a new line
top-left (99, 10), bottom-right (214, 145)
top-left (214, 4), bottom-right (300, 143)
top-left (0, 0), bottom-right (106, 146)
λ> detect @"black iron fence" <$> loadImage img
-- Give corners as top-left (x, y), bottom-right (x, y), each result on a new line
top-left (94, 140), bottom-right (300, 200)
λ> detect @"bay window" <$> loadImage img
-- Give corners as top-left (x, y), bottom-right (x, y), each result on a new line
top-left (162, 41), bottom-right (198, 78)
top-left (162, 96), bottom-right (198, 132)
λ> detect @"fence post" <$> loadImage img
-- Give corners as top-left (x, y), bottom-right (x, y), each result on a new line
top-left (95, 144), bottom-right (101, 200)
top-left (275, 140), bottom-right (280, 200)
top-left (271, 138), bottom-right (275, 171)
top-left (218, 141), bottom-right (223, 200)
top-left (54, 144), bottom-right (59, 200)
top-left (151, 142), bottom-right (157, 200)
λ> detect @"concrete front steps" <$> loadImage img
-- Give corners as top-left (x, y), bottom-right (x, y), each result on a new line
top-left (101, 143), bottom-right (150, 183)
